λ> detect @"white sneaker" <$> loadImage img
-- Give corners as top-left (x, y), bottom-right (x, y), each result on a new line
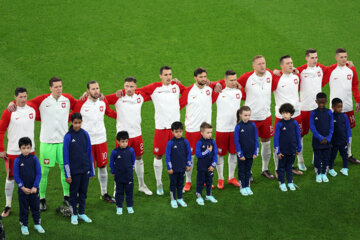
top-left (139, 185), bottom-right (153, 195)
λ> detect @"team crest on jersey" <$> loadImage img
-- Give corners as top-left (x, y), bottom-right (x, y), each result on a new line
top-left (137, 98), bottom-right (141, 103)
top-left (266, 77), bottom-right (270, 83)
top-left (294, 79), bottom-right (298, 85)
top-left (347, 74), bottom-right (352, 80)
top-left (44, 159), bottom-right (50, 165)
top-left (29, 113), bottom-right (34, 119)
top-left (317, 71), bottom-right (321, 77)
top-left (236, 94), bottom-right (240, 99)
top-left (100, 106), bottom-right (104, 112)
top-left (61, 102), bottom-right (66, 108)
top-left (206, 90), bottom-right (210, 95)
top-left (172, 87), bottom-right (176, 93)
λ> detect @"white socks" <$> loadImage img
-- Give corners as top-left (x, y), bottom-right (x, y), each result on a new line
top-left (153, 158), bottom-right (163, 186)
top-left (261, 141), bottom-right (271, 172)
top-left (185, 155), bottom-right (195, 183)
top-left (348, 137), bottom-right (352, 157)
top-left (113, 182), bottom-right (116, 198)
top-left (5, 179), bottom-right (14, 207)
top-left (297, 137), bottom-right (304, 163)
top-left (135, 159), bottom-right (145, 188)
top-left (216, 156), bottom-right (224, 180)
top-left (98, 167), bottom-right (108, 196)
top-left (228, 154), bottom-right (237, 179)
top-left (273, 150), bottom-right (279, 171)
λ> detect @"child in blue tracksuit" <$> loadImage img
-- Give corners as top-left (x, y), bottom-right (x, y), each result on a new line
top-left (63, 113), bottom-right (94, 225)
top-left (309, 92), bottom-right (334, 183)
top-left (195, 122), bottom-right (218, 205)
top-left (274, 103), bottom-right (302, 192)
top-left (110, 131), bottom-right (135, 215)
top-left (234, 106), bottom-right (259, 196)
top-left (329, 98), bottom-right (352, 177)
top-left (13, 137), bottom-right (45, 235)
top-left (165, 121), bottom-right (192, 208)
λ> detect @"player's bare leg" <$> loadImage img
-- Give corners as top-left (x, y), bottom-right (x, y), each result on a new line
top-left (135, 155), bottom-right (152, 195)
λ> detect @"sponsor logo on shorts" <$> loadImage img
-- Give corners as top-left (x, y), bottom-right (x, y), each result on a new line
top-left (29, 113), bottom-right (34, 119)
top-left (347, 74), bottom-right (352, 80)
top-left (140, 143), bottom-right (144, 151)
top-left (100, 106), bottom-right (104, 112)
top-left (218, 148), bottom-right (222, 153)
top-left (61, 102), bottom-right (66, 108)
top-left (191, 147), bottom-right (193, 152)
top-left (44, 159), bottom-right (50, 165)
top-left (154, 148), bottom-right (159, 152)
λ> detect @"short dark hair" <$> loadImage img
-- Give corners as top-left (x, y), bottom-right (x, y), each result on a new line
top-left (316, 92), bottom-right (327, 100)
top-left (87, 80), bottom-right (98, 89)
top-left (49, 76), bottom-right (62, 87)
top-left (15, 87), bottom-right (27, 96)
top-left (280, 55), bottom-right (291, 64)
top-left (279, 103), bottom-right (295, 115)
top-left (225, 70), bottom-right (236, 77)
top-left (194, 67), bottom-right (207, 77)
top-left (252, 55), bottom-right (265, 63)
top-left (171, 121), bottom-right (183, 131)
top-left (237, 106), bottom-right (251, 123)
top-left (19, 137), bottom-right (32, 148)
top-left (71, 112), bottom-right (82, 122)
top-left (332, 98), bottom-right (343, 107)
top-left (116, 131), bottom-right (129, 141)
top-left (200, 122), bottom-right (212, 132)
top-left (305, 48), bottom-right (317, 56)
top-left (124, 76), bottom-right (137, 83)
top-left (160, 66), bottom-right (172, 74)
top-left (336, 48), bottom-right (347, 54)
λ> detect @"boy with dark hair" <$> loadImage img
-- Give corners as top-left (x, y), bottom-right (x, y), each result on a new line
top-left (63, 113), bottom-right (94, 225)
top-left (13, 137), bottom-right (44, 235)
top-left (195, 122), bottom-right (218, 205)
top-left (274, 103), bottom-right (302, 192)
top-left (110, 131), bottom-right (136, 215)
top-left (309, 93), bottom-right (333, 183)
top-left (329, 98), bottom-right (352, 176)
top-left (165, 121), bottom-right (192, 208)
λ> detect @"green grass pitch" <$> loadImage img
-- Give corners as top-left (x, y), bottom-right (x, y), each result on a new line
top-left (1, 0), bottom-right (360, 239)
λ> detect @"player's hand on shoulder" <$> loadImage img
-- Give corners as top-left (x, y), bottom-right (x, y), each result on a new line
top-left (171, 78), bottom-right (181, 84)
top-left (79, 92), bottom-right (88, 100)
top-left (99, 93), bottom-right (105, 100)
top-left (214, 83), bottom-right (223, 93)
top-left (116, 89), bottom-right (124, 98)
top-left (347, 60), bottom-right (354, 68)
top-left (292, 68), bottom-right (299, 74)
top-left (273, 69), bottom-right (281, 76)
top-left (7, 101), bottom-right (17, 112)
top-left (235, 82), bottom-right (242, 90)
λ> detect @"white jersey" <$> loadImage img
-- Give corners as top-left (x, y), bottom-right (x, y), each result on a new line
top-left (215, 87), bottom-right (242, 132)
top-left (0, 105), bottom-right (36, 155)
top-left (180, 84), bottom-right (214, 132)
top-left (298, 63), bottom-right (326, 111)
top-left (273, 73), bottom-right (301, 119)
top-left (106, 91), bottom-right (150, 138)
top-left (72, 98), bottom-right (116, 145)
top-left (140, 82), bottom-right (185, 129)
top-left (29, 93), bottom-right (76, 143)
top-left (238, 70), bottom-right (273, 121)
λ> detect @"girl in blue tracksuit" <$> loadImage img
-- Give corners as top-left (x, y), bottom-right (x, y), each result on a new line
top-left (234, 106), bottom-right (259, 196)
top-left (63, 113), bottom-right (94, 225)
top-left (195, 122), bottom-right (218, 206)
top-left (110, 131), bottom-right (136, 215)
top-left (274, 103), bottom-right (302, 192)
top-left (13, 137), bottom-right (44, 235)
top-left (330, 98), bottom-right (352, 177)
top-left (165, 121), bottom-right (192, 209)
top-left (309, 93), bottom-right (333, 183)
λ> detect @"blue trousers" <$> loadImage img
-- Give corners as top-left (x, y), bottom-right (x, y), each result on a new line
top-left (330, 144), bottom-right (348, 169)
top-left (238, 158), bottom-right (253, 188)
top-left (314, 148), bottom-right (331, 174)
top-left (196, 170), bottom-right (213, 196)
top-left (70, 173), bottom-right (89, 215)
top-left (115, 180), bottom-right (134, 208)
top-left (169, 171), bottom-right (185, 200)
top-left (18, 189), bottom-right (40, 226)
top-left (276, 154), bottom-right (295, 184)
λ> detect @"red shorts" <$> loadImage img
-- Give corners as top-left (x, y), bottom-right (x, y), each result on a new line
top-left (92, 142), bottom-right (108, 168)
top-left (185, 131), bottom-right (202, 155)
top-left (5, 152), bottom-right (35, 177)
top-left (216, 132), bottom-right (236, 156)
top-left (345, 111), bottom-right (356, 128)
top-left (153, 129), bottom-right (173, 156)
top-left (251, 116), bottom-right (274, 139)
top-left (275, 115), bottom-right (303, 136)
top-left (116, 135), bottom-right (144, 157)
top-left (301, 111), bottom-right (312, 136)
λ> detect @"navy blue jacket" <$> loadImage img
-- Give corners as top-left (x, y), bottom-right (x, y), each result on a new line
top-left (234, 121), bottom-right (259, 158)
top-left (110, 146), bottom-right (135, 183)
top-left (195, 138), bottom-right (218, 171)
top-left (332, 112), bottom-right (352, 146)
top-left (63, 127), bottom-right (94, 178)
top-left (165, 137), bottom-right (192, 172)
top-left (274, 119), bottom-right (302, 155)
top-left (13, 154), bottom-right (41, 189)
top-left (309, 108), bottom-right (334, 150)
